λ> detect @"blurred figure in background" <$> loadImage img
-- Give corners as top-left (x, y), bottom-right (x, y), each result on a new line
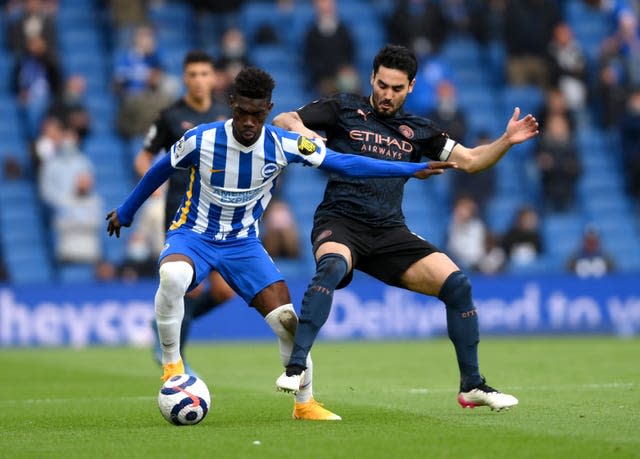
top-left (261, 198), bottom-right (301, 260)
top-left (426, 79), bottom-right (467, 144)
top-left (502, 205), bottom-right (543, 267)
top-left (47, 74), bottom-right (91, 142)
top-left (547, 22), bottom-right (588, 112)
top-left (7, 0), bottom-right (58, 56)
top-left (303, 0), bottom-right (357, 97)
top-left (12, 35), bottom-right (62, 140)
top-left (620, 87), bottom-right (640, 198)
top-left (534, 112), bottom-right (581, 213)
top-left (503, 0), bottom-right (561, 88)
top-left (446, 195), bottom-right (487, 272)
top-left (567, 224), bottom-right (615, 278)
top-left (387, 0), bottom-right (447, 56)
top-left (450, 131), bottom-right (495, 208)
top-left (52, 170), bottom-right (103, 265)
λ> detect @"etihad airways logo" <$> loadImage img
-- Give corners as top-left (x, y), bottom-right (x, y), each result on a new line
top-left (349, 129), bottom-right (413, 159)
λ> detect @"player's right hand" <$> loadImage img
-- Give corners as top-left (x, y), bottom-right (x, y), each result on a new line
top-left (414, 161), bottom-right (458, 179)
top-left (106, 209), bottom-right (128, 238)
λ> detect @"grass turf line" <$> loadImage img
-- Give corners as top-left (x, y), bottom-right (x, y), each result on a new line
top-left (0, 337), bottom-right (638, 459)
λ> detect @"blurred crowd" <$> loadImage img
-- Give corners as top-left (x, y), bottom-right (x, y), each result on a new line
top-left (1, 0), bottom-right (638, 283)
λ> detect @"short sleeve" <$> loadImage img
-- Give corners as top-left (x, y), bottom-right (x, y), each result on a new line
top-left (280, 131), bottom-right (326, 167)
top-left (170, 129), bottom-right (198, 169)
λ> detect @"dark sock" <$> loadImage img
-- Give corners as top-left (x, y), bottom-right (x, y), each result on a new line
top-left (180, 291), bottom-right (222, 353)
top-left (438, 271), bottom-right (482, 391)
top-left (285, 364), bottom-right (306, 376)
top-left (288, 254), bottom-right (348, 367)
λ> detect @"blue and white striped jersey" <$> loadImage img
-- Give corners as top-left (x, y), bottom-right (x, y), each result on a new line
top-left (167, 119), bottom-right (325, 241)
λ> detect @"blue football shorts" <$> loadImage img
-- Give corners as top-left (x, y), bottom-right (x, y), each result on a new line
top-left (159, 229), bottom-right (284, 304)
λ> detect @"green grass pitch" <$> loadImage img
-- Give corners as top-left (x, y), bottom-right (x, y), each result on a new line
top-left (1, 338), bottom-right (638, 459)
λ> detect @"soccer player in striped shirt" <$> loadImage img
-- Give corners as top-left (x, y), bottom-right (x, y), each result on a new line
top-left (106, 67), bottom-right (455, 421)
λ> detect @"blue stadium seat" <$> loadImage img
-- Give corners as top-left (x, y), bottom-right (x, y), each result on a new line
top-left (58, 264), bottom-right (96, 284)
top-left (542, 212), bottom-right (586, 259)
top-left (500, 86), bottom-right (544, 119)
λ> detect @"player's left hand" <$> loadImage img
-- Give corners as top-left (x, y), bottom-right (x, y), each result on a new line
top-left (106, 209), bottom-right (125, 238)
top-left (414, 161), bottom-right (458, 179)
top-left (505, 107), bottom-right (539, 145)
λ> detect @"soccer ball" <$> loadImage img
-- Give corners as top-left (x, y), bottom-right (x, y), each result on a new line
top-left (158, 374), bottom-right (211, 425)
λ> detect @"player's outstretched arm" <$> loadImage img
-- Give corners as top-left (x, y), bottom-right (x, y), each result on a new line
top-left (318, 148), bottom-right (457, 178)
top-left (105, 154), bottom-right (175, 237)
top-left (450, 107), bottom-right (539, 173)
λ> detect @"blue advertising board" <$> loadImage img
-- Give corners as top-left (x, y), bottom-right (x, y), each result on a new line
top-left (0, 273), bottom-right (638, 347)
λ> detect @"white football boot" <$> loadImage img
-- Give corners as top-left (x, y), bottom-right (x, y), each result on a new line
top-left (276, 371), bottom-right (305, 394)
top-left (458, 379), bottom-right (518, 411)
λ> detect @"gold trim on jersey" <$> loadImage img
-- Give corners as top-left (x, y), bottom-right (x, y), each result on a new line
top-left (169, 166), bottom-right (196, 230)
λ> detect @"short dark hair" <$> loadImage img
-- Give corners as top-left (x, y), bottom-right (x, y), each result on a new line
top-left (373, 44), bottom-right (418, 81)
top-left (233, 67), bottom-right (275, 100)
top-left (183, 50), bottom-right (215, 69)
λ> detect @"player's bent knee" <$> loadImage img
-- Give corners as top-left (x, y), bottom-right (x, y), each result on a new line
top-left (438, 271), bottom-right (473, 310)
top-left (158, 261), bottom-right (194, 297)
top-left (265, 304), bottom-right (298, 339)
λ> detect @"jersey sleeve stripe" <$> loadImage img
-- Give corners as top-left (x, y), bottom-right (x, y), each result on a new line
top-left (169, 166), bottom-right (197, 230)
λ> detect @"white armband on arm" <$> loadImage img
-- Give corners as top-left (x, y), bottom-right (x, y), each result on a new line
top-left (439, 138), bottom-right (457, 161)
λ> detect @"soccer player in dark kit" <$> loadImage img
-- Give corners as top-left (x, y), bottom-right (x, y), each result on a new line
top-left (273, 44), bottom-right (540, 412)
top-left (134, 50), bottom-right (235, 372)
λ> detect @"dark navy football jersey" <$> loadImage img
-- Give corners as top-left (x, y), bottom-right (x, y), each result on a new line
top-left (143, 99), bottom-right (229, 219)
top-left (297, 93), bottom-right (456, 226)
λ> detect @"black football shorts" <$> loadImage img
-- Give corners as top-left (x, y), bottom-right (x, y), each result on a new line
top-left (311, 217), bottom-right (441, 289)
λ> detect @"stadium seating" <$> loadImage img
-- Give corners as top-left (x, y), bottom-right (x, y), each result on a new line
top-left (0, 0), bottom-right (639, 285)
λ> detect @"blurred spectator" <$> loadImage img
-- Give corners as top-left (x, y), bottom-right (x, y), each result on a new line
top-left (6, 0), bottom-right (58, 56)
top-left (3, 155), bottom-right (25, 180)
top-left (534, 113), bottom-right (582, 213)
top-left (547, 22), bottom-right (588, 111)
top-left (189, 0), bottom-right (244, 46)
top-left (387, 0), bottom-right (447, 56)
top-left (477, 231), bottom-right (506, 275)
top-left (0, 250), bottom-right (8, 282)
top-left (217, 27), bottom-right (251, 82)
top-left (261, 198), bottom-right (301, 259)
top-left (403, 52), bottom-right (452, 116)
top-left (95, 259), bottom-right (119, 282)
top-left (537, 87), bottom-right (577, 134)
top-left (52, 170), bottom-right (103, 264)
top-left (446, 195), bottom-right (487, 271)
top-left (620, 87), bottom-right (640, 197)
top-left (12, 35), bottom-right (63, 140)
top-left (37, 126), bottom-right (94, 210)
top-left (108, 0), bottom-right (148, 40)
top-left (440, 0), bottom-right (492, 44)
top-left (47, 74), bottom-right (91, 141)
top-left (503, 0), bottom-right (561, 88)
top-left (567, 224), bottom-right (615, 278)
top-left (119, 190), bottom-right (166, 280)
top-left (502, 205), bottom-right (543, 267)
top-left (450, 131), bottom-right (495, 207)
top-left (116, 67), bottom-right (175, 139)
top-left (113, 24), bottom-right (164, 98)
top-left (303, 0), bottom-right (357, 97)
top-left (426, 79), bottom-right (467, 145)
top-left (33, 115), bottom-right (64, 169)
top-left (596, 11), bottom-right (640, 127)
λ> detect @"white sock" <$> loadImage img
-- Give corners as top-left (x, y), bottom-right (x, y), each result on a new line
top-left (297, 354), bottom-right (313, 403)
top-left (264, 304), bottom-right (313, 402)
top-left (154, 261), bottom-right (193, 365)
